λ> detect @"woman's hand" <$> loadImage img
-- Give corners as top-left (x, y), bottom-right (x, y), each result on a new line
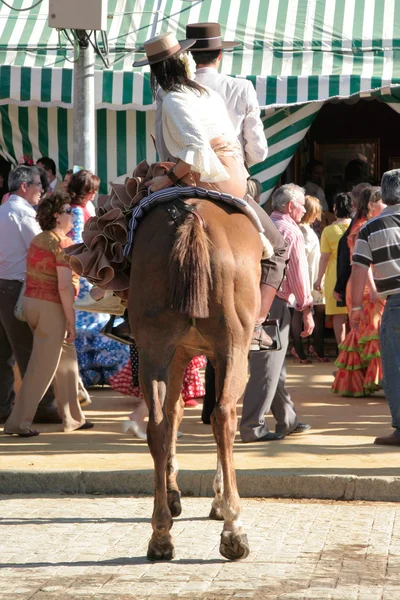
top-left (333, 291), bottom-right (342, 302)
top-left (350, 308), bottom-right (365, 331)
top-left (313, 279), bottom-right (322, 292)
top-left (66, 321), bottom-right (76, 343)
top-left (145, 175), bottom-right (173, 193)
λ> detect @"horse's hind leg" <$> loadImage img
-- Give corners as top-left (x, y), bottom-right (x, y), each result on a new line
top-left (165, 351), bottom-right (188, 518)
top-left (212, 349), bottom-right (250, 560)
top-left (139, 349), bottom-right (175, 561)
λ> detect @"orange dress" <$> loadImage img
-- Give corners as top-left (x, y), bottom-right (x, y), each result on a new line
top-left (332, 219), bottom-right (385, 397)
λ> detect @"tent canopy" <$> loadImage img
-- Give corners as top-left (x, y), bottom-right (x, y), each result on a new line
top-left (1, 0), bottom-right (400, 199)
top-left (2, 0), bottom-right (400, 110)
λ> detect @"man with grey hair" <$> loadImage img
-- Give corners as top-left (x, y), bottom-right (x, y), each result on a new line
top-left (240, 183), bottom-right (314, 442)
top-left (0, 166), bottom-right (60, 424)
top-left (351, 169), bottom-right (400, 445)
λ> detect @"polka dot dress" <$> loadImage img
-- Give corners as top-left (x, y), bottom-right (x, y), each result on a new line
top-left (109, 341), bottom-right (206, 400)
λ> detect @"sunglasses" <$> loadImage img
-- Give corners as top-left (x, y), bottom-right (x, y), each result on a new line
top-left (61, 207), bottom-right (72, 215)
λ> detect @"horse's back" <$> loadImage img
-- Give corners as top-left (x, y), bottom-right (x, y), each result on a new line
top-left (129, 199), bottom-right (261, 347)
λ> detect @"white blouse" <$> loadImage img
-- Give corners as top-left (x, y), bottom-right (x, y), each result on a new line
top-left (299, 223), bottom-right (325, 305)
top-left (160, 86), bottom-right (239, 183)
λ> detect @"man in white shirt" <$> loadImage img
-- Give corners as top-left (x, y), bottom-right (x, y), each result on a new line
top-left (155, 23), bottom-right (268, 168)
top-left (36, 157), bottom-right (62, 192)
top-left (0, 166), bottom-right (60, 423)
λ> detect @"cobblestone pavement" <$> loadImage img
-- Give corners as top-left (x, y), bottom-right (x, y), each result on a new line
top-left (1, 496), bottom-right (400, 600)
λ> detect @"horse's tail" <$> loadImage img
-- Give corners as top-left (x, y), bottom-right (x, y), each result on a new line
top-left (168, 215), bottom-right (211, 319)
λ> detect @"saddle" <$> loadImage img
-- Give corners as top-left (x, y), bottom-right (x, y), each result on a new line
top-left (65, 160), bottom-right (273, 294)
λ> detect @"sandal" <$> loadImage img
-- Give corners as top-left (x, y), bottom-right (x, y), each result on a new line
top-left (76, 421), bottom-right (94, 430)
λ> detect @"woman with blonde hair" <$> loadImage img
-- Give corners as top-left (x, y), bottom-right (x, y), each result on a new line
top-left (291, 195), bottom-right (329, 363)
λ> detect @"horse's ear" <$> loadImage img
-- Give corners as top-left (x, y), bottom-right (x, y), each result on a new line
top-left (150, 133), bottom-right (157, 151)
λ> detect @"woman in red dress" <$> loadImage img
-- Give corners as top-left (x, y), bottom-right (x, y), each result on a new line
top-left (332, 187), bottom-right (386, 396)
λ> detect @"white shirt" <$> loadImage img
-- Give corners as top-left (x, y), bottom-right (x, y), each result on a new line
top-left (161, 86), bottom-right (238, 182)
top-left (195, 68), bottom-right (267, 167)
top-left (299, 223), bottom-right (325, 305)
top-left (0, 194), bottom-right (41, 280)
top-left (156, 68), bottom-right (268, 167)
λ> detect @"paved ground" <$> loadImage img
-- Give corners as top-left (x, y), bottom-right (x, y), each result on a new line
top-left (2, 495), bottom-right (400, 599)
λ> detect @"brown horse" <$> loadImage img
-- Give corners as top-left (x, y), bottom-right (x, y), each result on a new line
top-left (129, 197), bottom-right (262, 561)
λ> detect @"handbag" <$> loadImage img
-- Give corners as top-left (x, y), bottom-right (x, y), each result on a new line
top-left (14, 281), bottom-right (27, 322)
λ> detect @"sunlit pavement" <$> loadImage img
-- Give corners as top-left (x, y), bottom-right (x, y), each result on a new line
top-left (1, 496), bottom-right (400, 600)
top-left (0, 361), bottom-right (395, 472)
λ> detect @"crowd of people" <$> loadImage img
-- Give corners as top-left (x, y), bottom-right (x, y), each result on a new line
top-left (1, 21), bottom-right (400, 446)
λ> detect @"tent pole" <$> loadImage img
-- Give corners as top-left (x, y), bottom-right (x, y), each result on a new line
top-left (73, 31), bottom-right (96, 173)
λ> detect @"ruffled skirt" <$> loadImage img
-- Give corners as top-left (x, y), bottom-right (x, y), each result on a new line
top-left (332, 297), bottom-right (385, 397)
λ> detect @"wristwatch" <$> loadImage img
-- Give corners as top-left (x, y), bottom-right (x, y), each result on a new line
top-left (302, 305), bottom-right (314, 315)
top-left (166, 168), bottom-right (180, 185)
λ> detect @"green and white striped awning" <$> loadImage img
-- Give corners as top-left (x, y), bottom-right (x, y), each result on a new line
top-left (2, 0), bottom-right (400, 199)
top-left (2, 0), bottom-right (400, 109)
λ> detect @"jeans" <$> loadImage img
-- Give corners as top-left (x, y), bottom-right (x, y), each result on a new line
top-left (380, 293), bottom-right (400, 435)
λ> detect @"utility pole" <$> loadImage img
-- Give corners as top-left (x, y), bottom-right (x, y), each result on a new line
top-left (73, 31), bottom-right (96, 173)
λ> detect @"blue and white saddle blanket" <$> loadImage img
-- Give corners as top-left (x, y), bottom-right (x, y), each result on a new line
top-left (124, 186), bottom-right (272, 259)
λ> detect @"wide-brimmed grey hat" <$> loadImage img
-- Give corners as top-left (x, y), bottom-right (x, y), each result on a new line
top-left (133, 32), bottom-right (196, 68)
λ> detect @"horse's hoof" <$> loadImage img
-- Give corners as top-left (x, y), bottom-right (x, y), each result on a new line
top-left (167, 490), bottom-right (182, 518)
top-left (147, 534), bottom-right (175, 561)
top-left (209, 506), bottom-right (224, 521)
top-left (219, 530), bottom-right (250, 561)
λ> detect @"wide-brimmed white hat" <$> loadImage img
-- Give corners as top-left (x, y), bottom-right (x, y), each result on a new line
top-left (133, 32), bottom-right (196, 68)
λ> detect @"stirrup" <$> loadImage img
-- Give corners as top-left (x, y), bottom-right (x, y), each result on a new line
top-left (100, 315), bottom-right (132, 345)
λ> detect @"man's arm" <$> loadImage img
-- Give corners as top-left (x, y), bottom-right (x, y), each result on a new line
top-left (258, 211), bottom-right (289, 290)
top-left (350, 229), bottom-right (373, 328)
top-left (242, 82), bottom-right (268, 167)
top-left (286, 234), bottom-right (313, 311)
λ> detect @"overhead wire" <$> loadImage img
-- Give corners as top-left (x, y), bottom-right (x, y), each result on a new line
top-left (0, 0), bottom-right (43, 10)
top-left (57, 29), bottom-right (80, 63)
top-left (89, 30), bottom-right (110, 69)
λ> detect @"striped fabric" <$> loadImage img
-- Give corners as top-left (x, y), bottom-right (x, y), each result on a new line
top-left (251, 102), bottom-right (323, 202)
top-left (353, 206), bottom-right (400, 297)
top-left (2, 95), bottom-right (400, 199)
top-left (2, 0), bottom-right (400, 199)
top-left (2, 0), bottom-right (400, 109)
top-left (0, 105), bottom-right (157, 193)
